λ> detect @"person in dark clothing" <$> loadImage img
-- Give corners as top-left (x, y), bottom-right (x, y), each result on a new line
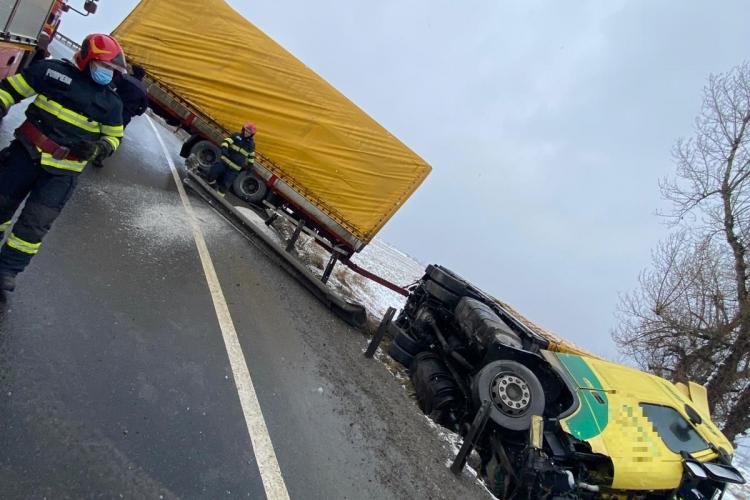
top-left (116, 64), bottom-right (148, 127)
top-left (0, 33), bottom-right (125, 293)
top-left (209, 122), bottom-right (257, 196)
top-left (89, 64), bottom-right (148, 169)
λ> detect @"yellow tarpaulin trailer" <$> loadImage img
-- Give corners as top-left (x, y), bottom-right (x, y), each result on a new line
top-left (113, 0), bottom-right (431, 246)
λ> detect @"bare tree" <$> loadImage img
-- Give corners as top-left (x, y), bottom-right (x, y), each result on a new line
top-left (614, 62), bottom-right (750, 443)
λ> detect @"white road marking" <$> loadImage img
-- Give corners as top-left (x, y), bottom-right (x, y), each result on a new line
top-left (147, 116), bottom-right (290, 500)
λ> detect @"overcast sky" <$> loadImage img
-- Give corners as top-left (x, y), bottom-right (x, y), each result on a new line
top-left (62, 0), bottom-right (749, 357)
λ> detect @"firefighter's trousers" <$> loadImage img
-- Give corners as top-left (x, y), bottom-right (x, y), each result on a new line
top-left (208, 160), bottom-right (240, 190)
top-left (0, 140), bottom-right (78, 275)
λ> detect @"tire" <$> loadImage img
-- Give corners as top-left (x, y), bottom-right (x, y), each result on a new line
top-left (472, 360), bottom-right (545, 431)
top-left (189, 140), bottom-right (221, 171)
top-left (388, 341), bottom-right (414, 368)
top-left (233, 170), bottom-right (268, 204)
top-left (394, 330), bottom-right (425, 356)
top-left (424, 279), bottom-right (460, 308)
top-left (411, 352), bottom-right (462, 425)
top-left (426, 265), bottom-right (469, 295)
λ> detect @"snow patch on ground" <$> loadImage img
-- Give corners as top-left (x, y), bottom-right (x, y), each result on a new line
top-left (297, 235), bottom-right (423, 321)
top-left (725, 438), bottom-right (750, 499)
top-left (347, 238), bottom-right (425, 319)
top-left (234, 205), bottom-right (423, 321)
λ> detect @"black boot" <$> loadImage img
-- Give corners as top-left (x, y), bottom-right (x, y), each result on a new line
top-left (0, 271), bottom-right (16, 292)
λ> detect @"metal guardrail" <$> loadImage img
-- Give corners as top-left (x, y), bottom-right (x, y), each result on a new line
top-left (53, 31), bottom-right (80, 51)
top-left (183, 170), bottom-right (368, 327)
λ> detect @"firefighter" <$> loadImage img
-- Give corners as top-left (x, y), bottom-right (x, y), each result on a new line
top-left (209, 122), bottom-right (257, 196)
top-left (0, 33), bottom-right (126, 293)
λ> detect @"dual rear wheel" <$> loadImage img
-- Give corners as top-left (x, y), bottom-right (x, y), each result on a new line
top-left (189, 140), bottom-right (267, 203)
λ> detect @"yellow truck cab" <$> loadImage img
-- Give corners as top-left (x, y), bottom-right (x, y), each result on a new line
top-left (389, 265), bottom-right (745, 499)
top-left (550, 352), bottom-right (740, 495)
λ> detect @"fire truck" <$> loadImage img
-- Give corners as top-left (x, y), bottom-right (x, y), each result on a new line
top-left (0, 0), bottom-right (98, 80)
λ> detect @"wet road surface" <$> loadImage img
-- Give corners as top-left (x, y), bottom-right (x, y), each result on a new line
top-left (0, 106), bottom-right (488, 499)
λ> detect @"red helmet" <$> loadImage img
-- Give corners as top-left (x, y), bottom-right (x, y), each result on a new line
top-left (74, 34), bottom-right (127, 73)
top-left (243, 122), bottom-right (257, 136)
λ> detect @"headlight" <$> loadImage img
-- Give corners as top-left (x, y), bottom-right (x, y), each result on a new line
top-left (684, 461), bottom-right (708, 479)
top-left (701, 463), bottom-right (746, 484)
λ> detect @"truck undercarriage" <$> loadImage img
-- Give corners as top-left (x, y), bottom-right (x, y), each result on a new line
top-left (387, 265), bottom-right (745, 499)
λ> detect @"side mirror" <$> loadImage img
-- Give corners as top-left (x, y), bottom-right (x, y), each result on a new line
top-left (84, 1), bottom-right (98, 14)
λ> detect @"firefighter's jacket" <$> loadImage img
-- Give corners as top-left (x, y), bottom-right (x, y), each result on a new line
top-left (0, 59), bottom-right (124, 175)
top-left (220, 133), bottom-right (255, 171)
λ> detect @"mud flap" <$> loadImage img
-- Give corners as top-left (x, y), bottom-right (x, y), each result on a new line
top-left (183, 170), bottom-right (367, 328)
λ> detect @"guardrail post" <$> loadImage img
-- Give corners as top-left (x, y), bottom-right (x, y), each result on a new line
top-left (285, 219), bottom-right (304, 253)
top-left (321, 254), bottom-right (338, 284)
top-left (364, 307), bottom-right (396, 358)
top-left (265, 212), bottom-right (279, 227)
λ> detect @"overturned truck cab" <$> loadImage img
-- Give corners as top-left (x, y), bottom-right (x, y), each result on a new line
top-left (388, 265), bottom-right (746, 499)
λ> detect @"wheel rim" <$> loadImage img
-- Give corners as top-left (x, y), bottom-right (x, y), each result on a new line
top-left (242, 177), bottom-right (260, 195)
top-left (198, 149), bottom-right (216, 165)
top-left (490, 373), bottom-right (531, 416)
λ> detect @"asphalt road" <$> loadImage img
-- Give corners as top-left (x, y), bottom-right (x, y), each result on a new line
top-left (0, 105), bottom-right (488, 499)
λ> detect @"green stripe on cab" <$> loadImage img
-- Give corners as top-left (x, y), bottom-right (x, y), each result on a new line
top-left (556, 353), bottom-right (609, 440)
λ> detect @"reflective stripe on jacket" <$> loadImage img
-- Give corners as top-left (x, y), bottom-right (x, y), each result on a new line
top-left (220, 132), bottom-right (255, 172)
top-left (0, 59), bottom-right (123, 175)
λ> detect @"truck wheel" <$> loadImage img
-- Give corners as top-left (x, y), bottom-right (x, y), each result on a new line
top-left (388, 341), bottom-right (414, 368)
top-left (233, 170), bottom-right (268, 204)
top-left (426, 265), bottom-right (468, 295)
top-left (472, 360), bottom-right (545, 431)
top-left (424, 279), bottom-right (460, 308)
top-left (410, 352), bottom-right (463, 428)
top-left (190, 140), bottom-right (221, 171)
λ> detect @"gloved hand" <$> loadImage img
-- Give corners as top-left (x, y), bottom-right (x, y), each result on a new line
top-left (95, 138), bottom-right (115, 159)
top-left (70, 139), bottom-right (115, 161)
top-left (90, 139), bottom-right (114, 169)
top-left (69, 140), bottom-right (100, 160)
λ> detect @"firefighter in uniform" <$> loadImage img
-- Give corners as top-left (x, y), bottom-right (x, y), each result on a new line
top-left (209, 122), bottom-right (257, 196)
top-left (0, 33), bottom-right (126, 293)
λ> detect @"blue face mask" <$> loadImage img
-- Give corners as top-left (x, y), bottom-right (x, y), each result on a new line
top-left (90, 64), bottom-right (114, 86)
